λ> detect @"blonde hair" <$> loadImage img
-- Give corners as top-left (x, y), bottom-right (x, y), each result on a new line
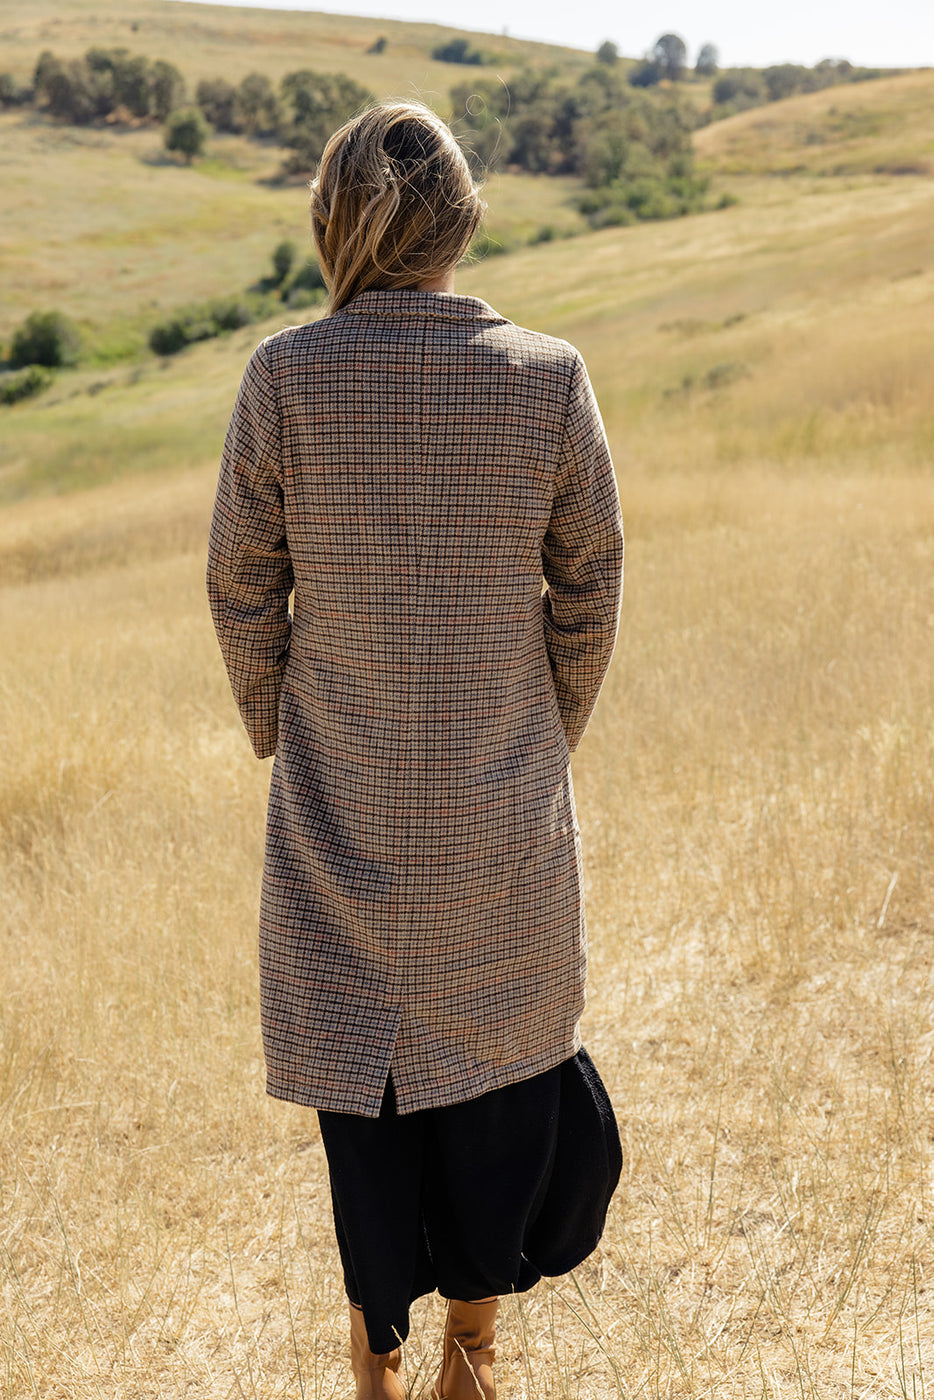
top-left (310, 102), bottom-right (485, 314)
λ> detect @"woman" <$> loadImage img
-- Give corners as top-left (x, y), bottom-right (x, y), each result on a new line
top-left (207, 102), bottom-right (624, 1399)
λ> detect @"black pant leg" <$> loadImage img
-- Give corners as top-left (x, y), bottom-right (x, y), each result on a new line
top-left (422, 1063), bottom-right (563, 1301)
top-left (317, 1079), bottom-right (436, 1353)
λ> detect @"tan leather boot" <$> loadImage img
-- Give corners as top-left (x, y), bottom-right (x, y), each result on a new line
top-left (349, 1302), bottom-right (406, 1400)
top-left (431, 1297), bottom-right (498, 1400)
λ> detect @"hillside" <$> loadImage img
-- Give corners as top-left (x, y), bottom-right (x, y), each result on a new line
top-left (0, 0), bottom-right (588, 91)
top-left (0, 0), bottom-right (598, 351)
top-left (0, 110), bottom-right (585, 350)
top-left (2, 106), bottom-right (932, 508)
top-left (694, 68), bottom-right (934, 175)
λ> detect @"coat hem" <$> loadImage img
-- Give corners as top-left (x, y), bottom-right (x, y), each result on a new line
top-left (264, 1031), bottom-right (583, 1118)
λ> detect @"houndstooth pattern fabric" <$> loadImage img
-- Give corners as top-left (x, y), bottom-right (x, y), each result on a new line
top-left (207, 290), bottom-right (623, 1116)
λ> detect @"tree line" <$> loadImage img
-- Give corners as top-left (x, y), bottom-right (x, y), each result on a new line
top-left (2, 39), bottom-right (895, 180)
top-left (0, 37), bottom-right (899, 222)
top-left (451, 64), bottom-right (709, 225)
top-left (709, 58), bottom-right (888, 115)
top-left (2, 46), bottom-right (371, 175)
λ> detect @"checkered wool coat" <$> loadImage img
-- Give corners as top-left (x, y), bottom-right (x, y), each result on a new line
top-left (207, 289), bottom-right (623, 1117)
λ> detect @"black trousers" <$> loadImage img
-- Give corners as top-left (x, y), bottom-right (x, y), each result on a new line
top-left (317, 1048), bottom-right (621, 1354)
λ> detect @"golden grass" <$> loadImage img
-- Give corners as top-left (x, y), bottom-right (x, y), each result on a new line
top-left (2, 19), bottom-right (934, 1398)
top-left (694, 70), bottom-right (934, 177)
top-left (2, 453), bottom-right (932, 1397)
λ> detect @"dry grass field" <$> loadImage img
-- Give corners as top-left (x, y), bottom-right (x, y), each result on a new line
top-left (1, 14), bottom-right (933, 1397)
top-left (694, 70), bottom-right (934, 177)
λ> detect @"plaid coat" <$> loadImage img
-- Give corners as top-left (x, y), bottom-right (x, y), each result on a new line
top-left (207, 290), bottom-right (623, 1116)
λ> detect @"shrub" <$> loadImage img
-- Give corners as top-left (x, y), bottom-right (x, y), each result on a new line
top-left (163, 106), bottom-right (211, 164)
top-left (0, 365), bottom-right (54, 405)
top-left (149, 313), bottom-right (210, 357)
top-left (208, 298), bottom-right (254, 332)
top-left (628, 59), bottom-right (662, 88)
top-left (9, 311), bottom-right (81, 369)
top-left (0, 72), bottom-right (31, 107)
top-left (272, 240), bottom-right (298, 286)
top-left (196, 77), bottom-right (238, 132)
top-left (151, 60), bottom-right (185, 121)
top-left (431, 38), bottom-right (484, 66)
top-left (284, 259), bottom-right (326, 306)
top-left (148, 296), bottom-right (263, 356)
top-left (236, 73), bottom-right (279, 135)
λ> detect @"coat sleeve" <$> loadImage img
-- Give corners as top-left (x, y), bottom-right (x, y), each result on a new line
top-left (542, 352), bottom-right (623, 752)
top-left (206, 340), bottom-right (293, 759)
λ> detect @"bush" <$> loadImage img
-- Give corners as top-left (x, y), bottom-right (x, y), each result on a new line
top-left (209, 298), bottom-right (254, 332)
top-left (0, 72), bottom-right (31, 107)
top-left (163, 106), bottom-right (211, 164)
top-left (0, 365), bottom-right (53, 405)
top-left (628, 59), bottom-right (662, 88)
top-left (149, 313), bottom-right (210, 356)
top-left (196, 77), bottom-right (238, 132)
top-left (284, 259), bottom-right (327, 307)
top-left (272, 240), bottom-right (298, 286)
top-left (236, 72), bottom-right (279, 135)
top-left (31, 46), bottom-right (184, 125)
top-left (151, 59), bottom-right (185, 121)
top-left (287, 259), bottom-right (325, 292)
top-left (9, 311), bottom-right (81, 369)
top-left (431, 38), bottom-right (484, 66)
top-left (148, 296), bottom-right (264, 356)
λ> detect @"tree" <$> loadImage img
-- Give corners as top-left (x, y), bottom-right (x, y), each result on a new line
top-left (196, 77), bottom-right (239, 132)
top-left (695, 43), bottom-right (719, 77)
top-left (115, 54), bottom-right (154, 118)
top-left (628, 59), bottom-right (662, 88)
top-left (596, 40), bottom-right (619, 66)
top-left (33, 50), bottom-right (60, 100)
top-left (712, 69), bottom-right (765, 108)
top-left (653, 33), bottom-right (688, 82)
top-left (272, 240), bottom-right (297, 285)
top-left (280, 70), bottom-right (371, 172)
top-left (762, 63), bottom-right (802, 101)
top-left (151, 60), bottom-right (185, 122)
top-left (236, 72), bottom-right (279, 135)
top-left (9, 310), bottom-right (81, 369)
top-left (0, 365), bottom-right (53, 405)
top-left (34, 54), bottom-right (104, 123)
top-left (163, 107), bottom-right (211, 164)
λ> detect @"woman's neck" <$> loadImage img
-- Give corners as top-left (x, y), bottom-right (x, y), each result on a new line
top-left (417, 268), bottom-right (456, 294)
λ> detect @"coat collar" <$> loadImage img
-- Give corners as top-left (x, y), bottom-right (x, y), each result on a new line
top-left (338, 289), bottom-right (507, 325)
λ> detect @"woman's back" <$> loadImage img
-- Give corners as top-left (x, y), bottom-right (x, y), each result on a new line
top-left (206, 99), bottom-right (624, 1393)
top-left (210, 285), bottom-right (622, 1116)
